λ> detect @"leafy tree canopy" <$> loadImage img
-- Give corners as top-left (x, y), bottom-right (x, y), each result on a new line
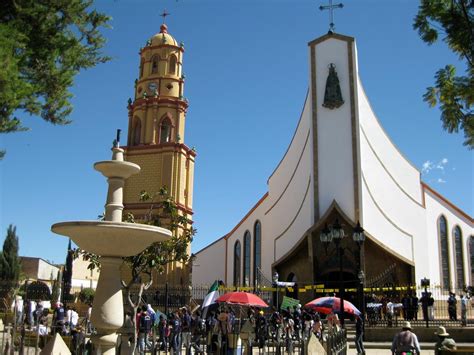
top-left (413, 0), bottom-right (474, 148)
top-left (0, 0), bottom-right (111, 153)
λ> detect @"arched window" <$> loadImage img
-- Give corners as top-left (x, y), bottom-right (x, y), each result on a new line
top-left (438, 216), bottom-right (451, 289)
top-left (243, 231), bottom-right (251, 286)
top-left (453, 226), bottom-right (465, 288)
top-left (139, 60), bottom-right (144, 78)
top-left (234, 241), bottom-right (241, 286)
top-left (159, 118), bottom-right (172, 143)
top-left (470, 235), bottom-right (474, 286)
top-left (253, 221), bottom-right (261, 286)
top-left (132, 119), bottom-right (141, 146)
top-left (168, 55), bottom-right (177, 74)
top-left (151, 56), bottom-right (159, 74)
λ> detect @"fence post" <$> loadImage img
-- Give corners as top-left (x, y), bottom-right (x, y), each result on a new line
top-left (164, 282), bottom-right (169, 316)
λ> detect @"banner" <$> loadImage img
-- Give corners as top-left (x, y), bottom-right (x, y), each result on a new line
top-left (280, 296), bottom-right (300, 311)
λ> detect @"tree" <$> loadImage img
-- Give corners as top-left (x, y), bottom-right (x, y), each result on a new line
top-left (75, 186), bottom-right (196, 351)
top-left (0, 0), bottom-right (111, 157)
top-left (0, 225), bottom-right (22, 307)
top-left (413, 0), bottom-right (474, 148)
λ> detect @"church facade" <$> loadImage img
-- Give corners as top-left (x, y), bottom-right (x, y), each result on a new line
top-left (122, 24), bottom-right (195, 285)
top-left (192, 32), bottom-right (473, 304)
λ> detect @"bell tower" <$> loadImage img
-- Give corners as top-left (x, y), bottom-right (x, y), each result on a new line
top-left (123, 23), bottom-right (196, 284)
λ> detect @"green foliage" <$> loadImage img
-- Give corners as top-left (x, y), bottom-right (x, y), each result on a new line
top-left (78, 287), bottom-right (95, 304)
top-left (413, 0), bottom-right (474, 148)
top-left (50, 270), bottom-right (61, 304)
top-left (75, 186), bottom-right (196, 278)
top-left (0, 0), bottom-right (111, 154)
top-left (26, 281), bottom-right (51, 301)
top-left (0, 225), bottom-right (21, 287)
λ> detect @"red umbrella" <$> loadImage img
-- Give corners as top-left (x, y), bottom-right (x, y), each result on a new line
top-left (216, 291), bottom-right (269, 308)
top-left (305, 296), bottom-right (361, 316)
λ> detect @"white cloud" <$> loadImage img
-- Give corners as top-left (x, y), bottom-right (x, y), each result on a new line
top-left (422, 160), bottom-right (434, 174)
top-left (437, 178), bottom-right (446, 184)
top-left (436, 157), bottom-right (449, 171)
top-left (422, 157), bottom-right (450, 174)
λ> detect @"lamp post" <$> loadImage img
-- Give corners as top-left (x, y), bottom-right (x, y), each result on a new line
top-left (353, 221), bottom-right (366, 317)
top-left (273, 271), bottom-right (279, 311)
top-left (320, 219), bottom-right (366, 328)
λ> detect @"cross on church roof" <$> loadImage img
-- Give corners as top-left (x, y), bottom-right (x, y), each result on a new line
top-left (160, 9), bottom-right (170, 24)
top-left (319, 0), bottom-right (344, 34)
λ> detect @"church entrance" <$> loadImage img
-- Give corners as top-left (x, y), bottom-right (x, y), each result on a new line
top-left (317, 270), bottom-right (360, 309)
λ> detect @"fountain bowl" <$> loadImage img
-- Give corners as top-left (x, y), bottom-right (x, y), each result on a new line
top-left (51, 221), bottom-right (172, 257)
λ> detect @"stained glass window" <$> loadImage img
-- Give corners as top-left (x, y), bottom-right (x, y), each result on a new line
top-left (438, 216), bottom-right (451, 289)
top-left (453, 226), bottom-right (465, 288)
top-left (243, 231), bottom-right (251, 287)
top-left (470, 235), bottom-right (474, 286)
top-left (234, 241), bottom-right (241, 286)
top-left (253, 221), bottom-right (262, 286)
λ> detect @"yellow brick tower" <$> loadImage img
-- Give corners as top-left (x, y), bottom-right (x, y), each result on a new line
top-left (123, 22), bottom-right (195, 285)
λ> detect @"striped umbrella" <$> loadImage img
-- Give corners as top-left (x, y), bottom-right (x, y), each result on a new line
top-left (305, 296), bottom-right (361, 316)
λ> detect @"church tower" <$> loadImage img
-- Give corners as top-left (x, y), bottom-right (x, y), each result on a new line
top-left (123, 23), bottom-right (196, 284)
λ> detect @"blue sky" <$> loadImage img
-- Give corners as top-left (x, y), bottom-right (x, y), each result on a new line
top-left (1, 0), bottom-right (472, 265)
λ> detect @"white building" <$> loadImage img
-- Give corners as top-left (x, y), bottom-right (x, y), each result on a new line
top-left (192, 32), bottom-right (473, 304)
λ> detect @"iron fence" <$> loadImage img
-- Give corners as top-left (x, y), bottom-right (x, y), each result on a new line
top-left (0, 322), bottom-right (348, 354)
top-left (363, 286), bottom-right (474, 328)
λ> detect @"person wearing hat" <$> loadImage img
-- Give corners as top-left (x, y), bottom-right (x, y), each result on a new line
top-left (434, 326), bottom-right (456, 354)
top-left (390, 321), bottom-right (421, 355)
top-left (255, 310), bottom-right (267, 349)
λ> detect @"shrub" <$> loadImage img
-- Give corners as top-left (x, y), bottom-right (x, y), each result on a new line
top-left (78, 288), bottom-right (95, 304)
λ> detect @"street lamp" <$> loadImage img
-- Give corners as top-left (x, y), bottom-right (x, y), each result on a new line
top-left (320, 219), bottom-right (366, 328)
top-left (273, 271), bottom-right (279, 311)
top-left (353, 221), bottom-right (366, 316)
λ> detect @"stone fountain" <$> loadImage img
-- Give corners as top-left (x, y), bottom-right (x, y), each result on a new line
top-left (51, 132), bottom-right (171, 354)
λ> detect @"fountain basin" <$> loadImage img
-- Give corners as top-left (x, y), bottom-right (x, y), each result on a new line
top-left (94, 161), bottom-right (140, 179)
top-left (51, 221), bottom-right (172, 257)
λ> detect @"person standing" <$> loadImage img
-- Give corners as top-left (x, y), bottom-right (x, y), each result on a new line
top-left (434, 326), bottom-right (457, 354)
top-left (386, 300), bottom-right (395, 327)
top-left (401, 294), bottom-right (410, 320)
top-left (255, 310), bottom-right (267, 349)
top-left (411, 293), bottom-right (419, 321)
top-left (421, 292), bottom-right (430, 322)
top-left (70, 307), bottom-right (79, 332)
top-left (391, 321), bottom-right (421, 355)
top-left (170, 311), bottom-right (182, 355)
top-left (53, 303), bottom-right (66, 335)
top-left (428, 293), bottom-right (435, 320)
top-left (355, 315), bottom-right (366, 355)
top-left (460, 294), bottom-right (468, 326)
top-left (180, 307), bottom-right (192, 355)
top-left (447, 292), bottom-right (457, 321)
top-left (137, 306), bottom-right (152, 355)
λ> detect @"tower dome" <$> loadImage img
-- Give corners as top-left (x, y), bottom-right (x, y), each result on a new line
top-left (150, 24), bottom-right (178, 47)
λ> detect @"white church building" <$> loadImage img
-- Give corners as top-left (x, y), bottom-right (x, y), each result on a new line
top-left (192, 32), bottom-right (473, 304)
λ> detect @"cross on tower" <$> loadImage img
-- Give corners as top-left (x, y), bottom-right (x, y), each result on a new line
top-left (319, 0), bottom-right (344, 34)
top-left (160, 9), bottom-right (170, 24)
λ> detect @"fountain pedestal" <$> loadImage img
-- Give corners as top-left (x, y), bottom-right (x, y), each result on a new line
top-left (52, 140), bottom-right (171, 355)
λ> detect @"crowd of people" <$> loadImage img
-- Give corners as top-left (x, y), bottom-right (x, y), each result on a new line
top-left (130, 303), bottom-right (346, 354)
top-left (366, 291), bottom-right (471, 326)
